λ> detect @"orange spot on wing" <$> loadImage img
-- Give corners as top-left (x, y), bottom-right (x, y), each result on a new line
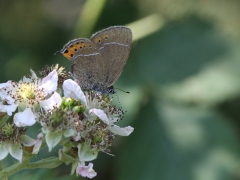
top-left (63, 47), bottom-right (75, 59)
top-left (62, 42), bottom-right (90, 60)
top-left (94, 38), bottom-right (102, 44)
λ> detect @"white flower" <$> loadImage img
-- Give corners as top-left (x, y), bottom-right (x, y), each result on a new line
top-left (39, 91), bottom-right (76, 151)
top-left (0, 124), bottom-right (26, 163)
top-left (62, 79), bottom-right (134, 136)
top-left (0, 70), bottom-right (58, 127)
top-left (76, 162), bottom-right (97, 179)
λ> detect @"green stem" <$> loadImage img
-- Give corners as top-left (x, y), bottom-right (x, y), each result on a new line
top-left (26, 157), bottom-right (63, 169)
top-left (0, 161), bottom-right (2, 171)
top-left (0, 155), bottom-right (63, 179)
top-left (0, 153), bottom-right (32, 179)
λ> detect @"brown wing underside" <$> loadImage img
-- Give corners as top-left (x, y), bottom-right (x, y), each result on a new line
top-left (90, 26), bottom-right (132, 86)
top-left (63, 38), bottom-right (107, 89)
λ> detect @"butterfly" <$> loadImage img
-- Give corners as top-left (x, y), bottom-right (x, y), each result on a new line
top-left (57, 26), bottom-right (132, 94)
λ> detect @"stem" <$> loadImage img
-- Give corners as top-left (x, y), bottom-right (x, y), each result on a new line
top-left (0, 155), bottom-right (63, 179)
top-left (0, 153), bottom-right (32, 179)
top-left (26, 157), bottom-right (63, 169)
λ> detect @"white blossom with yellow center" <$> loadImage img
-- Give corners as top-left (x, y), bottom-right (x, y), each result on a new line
top-left (0, 69), bottom-right (58, 127)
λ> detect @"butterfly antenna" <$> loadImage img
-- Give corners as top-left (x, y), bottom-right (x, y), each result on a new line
top-left (54, 51), bottom-right (60, 56)
top-left (114, 87), bottom-right (130, 94)
top-left (113, 88), bottom-right (130, 115)
top-left (113, 92), bottom-right (125, 114)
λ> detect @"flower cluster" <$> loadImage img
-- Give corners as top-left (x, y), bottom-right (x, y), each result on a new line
top-left (0, 65), bottom-right (133, 179)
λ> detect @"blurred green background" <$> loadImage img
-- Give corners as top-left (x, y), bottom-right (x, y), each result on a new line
top-left (1, 0), bottom-right (240, 179)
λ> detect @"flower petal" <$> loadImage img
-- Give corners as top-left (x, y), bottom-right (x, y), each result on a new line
top-left (0, 81), bottom-right (11, 89)
top-left (32, 133), bottom-right (43, 154)
top-left (39, 70), bottom-right (58, 94)
top-left (30, 69), bottom-right (38, 80)
top-left (0, 82), bottom-right (13, 99)
top-left (63, 79), bottom-right (87, 106)
top-left (89, 109), bottom-right (109, 125)
top-left (73, 133), bottom-right (81, 141)
top-left (9, 143), bottom-right (23, 163)
top-left (46, 131), bottom-right (62, 151)
top-left (0, 103), bottom-right (17, 116)
top-left (78, 143), bottom-right (98, 162)
top-left (76, 162), bottom-right (97, 179)
top-left (13, 108), bottom-right (36, 127)
top-left (0, 82), bottom-right (17, 116)
top-left (40, 92), bottom-right (62, 111)
top-left (0, 143), bottom-right (9, 160)
top-left (107, 125), bottom-right (134, 136)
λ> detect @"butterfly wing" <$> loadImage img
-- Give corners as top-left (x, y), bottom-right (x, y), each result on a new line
top-left (61, 38), bottom-right (107, 90)
top-left (90, 26), bottom-right (132, 86)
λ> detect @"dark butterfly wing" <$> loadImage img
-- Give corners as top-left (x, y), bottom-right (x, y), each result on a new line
top-left (60, 38), bottom-right (107, 90)
top-left (90, 26), bottom-right (132, 86)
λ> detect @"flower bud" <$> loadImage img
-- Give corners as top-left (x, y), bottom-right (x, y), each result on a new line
top-left (79, 105), bottom-right (86, 113)
top-left (72, 106), bottom-right (81, 113)
top-left (64, 98), bottom-right (74, 106)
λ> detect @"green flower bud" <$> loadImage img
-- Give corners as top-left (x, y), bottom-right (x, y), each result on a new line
top-left (64, 98), bottom-right (74, 106)
top-left (72, 106), bottom-right (81, 113)
top-left (2, 124), bottom-right (14, 137)
top-left (79, 105), bottom-right (86, 113)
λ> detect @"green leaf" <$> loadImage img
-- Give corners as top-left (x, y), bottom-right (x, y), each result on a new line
top-left (115, 96), bottom-right (240, 180)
